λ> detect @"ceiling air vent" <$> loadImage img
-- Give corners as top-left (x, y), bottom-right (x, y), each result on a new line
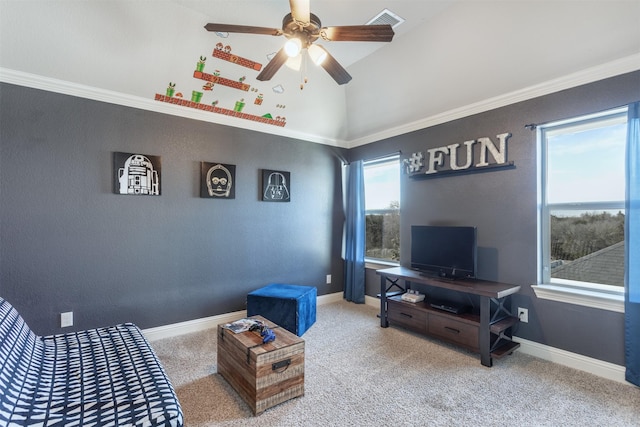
top-left (366, 8), bottom-right (405, 29)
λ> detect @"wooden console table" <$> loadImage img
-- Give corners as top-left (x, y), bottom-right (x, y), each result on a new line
top-left (377, 266), bottom-right (521, 367)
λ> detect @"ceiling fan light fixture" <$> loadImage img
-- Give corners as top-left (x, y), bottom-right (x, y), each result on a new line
top-left (285, 54), bottom-right (302, 70)
top-left (284, 38), bottom-right (302, 57)
top-left (308, 44), bottom-right (327, 65)
top-left (206, 1), bottom-right (393, 85)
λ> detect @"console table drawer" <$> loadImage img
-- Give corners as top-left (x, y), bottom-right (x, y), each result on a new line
top-left (428, 314), bottom-right (478, 351)
top-left (387, 300), bottom-right (427, 333)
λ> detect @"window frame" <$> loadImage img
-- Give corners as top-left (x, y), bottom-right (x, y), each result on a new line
top-left (363, 154), bottom-right (401, 267)
top-left (534, 107), bottom-right (627, 313)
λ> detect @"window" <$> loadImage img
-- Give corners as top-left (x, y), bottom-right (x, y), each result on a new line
top-left (363, 154), bottom-right (400, 263)
top-left (535, 107), bottom-right (627, 311)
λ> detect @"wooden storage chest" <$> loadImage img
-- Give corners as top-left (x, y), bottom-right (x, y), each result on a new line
top-left (217, 315), bottom-right (305, 415)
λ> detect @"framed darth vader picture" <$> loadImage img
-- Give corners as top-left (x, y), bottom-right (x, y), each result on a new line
top-left (201, 162), bottom-right (236, 199)
top-left (262, 169), bottom-right (290, 202)
top-left (113, 152), bottom-right (161, 196)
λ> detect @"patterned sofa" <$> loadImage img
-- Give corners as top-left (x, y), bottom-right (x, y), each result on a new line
top-left (0, 297), bottom-right (183, 426)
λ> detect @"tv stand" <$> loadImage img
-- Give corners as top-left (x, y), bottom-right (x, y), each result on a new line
top-left (377, 266), bottom-right (521, 367)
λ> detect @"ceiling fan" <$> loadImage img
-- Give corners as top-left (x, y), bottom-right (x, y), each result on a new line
top-left (204, 0), bottom-right (394, 85)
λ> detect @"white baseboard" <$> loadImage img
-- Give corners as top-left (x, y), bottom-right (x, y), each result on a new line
top-left (317, 292), bottom-right (345, 305)
top-left (142, 310), bottom-right (246, 342)
top-left (512, 337), bottom-right (628, 385)
top-left (142, 292), bottom-right (344, 342)
top-left (364, 295), bottom-right (629, 385)
top-left (365, 295), bottom-right (380, 308)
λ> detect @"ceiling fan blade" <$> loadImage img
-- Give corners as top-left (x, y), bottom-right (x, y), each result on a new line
top-left (320, 50), bottom-right (352, 85)
top-left (321, 25), bottom-right (394, 42)
top-left (204, 23), bottom-right (282, 36)
top-left (289, 0), bottom-right (310, 25)
top-left (256, 48), bottom-right (289, 81)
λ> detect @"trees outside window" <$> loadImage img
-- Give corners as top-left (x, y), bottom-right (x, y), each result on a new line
top-left (540, 107), bottom-right (627, 290)
top-left (364, 155), bottom-right (400, 262)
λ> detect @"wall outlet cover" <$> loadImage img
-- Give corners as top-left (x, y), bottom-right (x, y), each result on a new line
top-left (61, 311), bottom-right (73, 328)
top-left (518, 307), bottom-right (529, 323)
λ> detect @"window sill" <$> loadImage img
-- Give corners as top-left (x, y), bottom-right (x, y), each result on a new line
top-left (365, 259), bottom-right (399, 270)
top-left (532, 283), bottom-right (624, 313)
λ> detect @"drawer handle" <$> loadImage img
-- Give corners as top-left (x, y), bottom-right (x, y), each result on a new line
top-left (444, 326), bottom-right (460, 334)
top-left (400, 312), bottom-right (413, 318)
top-left (272, 358), bottom-right (291, 373)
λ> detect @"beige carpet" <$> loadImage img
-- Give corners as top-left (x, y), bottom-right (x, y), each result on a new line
top-left (152, 300), bottom-right (640, 426)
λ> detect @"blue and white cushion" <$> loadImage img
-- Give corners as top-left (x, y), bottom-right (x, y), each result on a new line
top-left (0, 297), bottom-right (183, 426)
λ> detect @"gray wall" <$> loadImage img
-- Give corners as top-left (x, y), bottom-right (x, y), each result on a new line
top-left (353, 71), bottom-right (640, 366)
top-left (1, 83), bottom-right (346, 335)
top-left (2, 71), bottom-right (639, 366)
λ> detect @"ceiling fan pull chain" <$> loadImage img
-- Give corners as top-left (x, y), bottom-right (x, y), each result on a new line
top-left (301, 52), bottom-right (308, 90)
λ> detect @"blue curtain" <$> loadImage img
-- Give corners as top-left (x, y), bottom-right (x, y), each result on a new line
top-left (625, 101), bottom-right (640, 386)
top-left (343, 160), bottom-right (366, 303)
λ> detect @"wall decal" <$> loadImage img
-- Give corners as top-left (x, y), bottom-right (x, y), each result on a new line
top-left (201, 162), bottom-right (235, 199)
top-left (266, 51), bottom-right (278, 61)
top-left (166, 82), bottom-right (176, 97)
top-left (191, 90), bottom-right (203, 103)
top-left (193, 70), bottom-right (251, 92)
top-left (154, 94), bottom-right (286, 127)
top-left (262, 169), bottom-right (290, 202)
top-left (213, 43), bottom-right (263, 71)
top-left (404, 133), bottom-right (514, 178)
top-left (233, 98), bottom-right (246, 112)
top-left (154, 45), bottom-right (286, 127)
top-left (196, 56), bottom-right (206, 72)
top-left (114, 152), bottom-right (161, 195)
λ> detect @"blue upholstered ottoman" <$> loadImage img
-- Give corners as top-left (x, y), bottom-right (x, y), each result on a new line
top-left (247, 284), bottom-right (317, 336)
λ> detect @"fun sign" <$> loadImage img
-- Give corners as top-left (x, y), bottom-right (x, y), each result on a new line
top-left (404, 133), bottom-right (513, 177)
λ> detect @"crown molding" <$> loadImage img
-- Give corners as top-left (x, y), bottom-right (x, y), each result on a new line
top-left (3, 54), bottom-right (639, 150)
top-left (0, 67), bottom-right (346, 148)
top-left (347, 53), bottom-right (640, 148)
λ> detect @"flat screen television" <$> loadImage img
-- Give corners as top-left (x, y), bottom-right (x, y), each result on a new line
top-left (410, 225), bottom-right (477, 279)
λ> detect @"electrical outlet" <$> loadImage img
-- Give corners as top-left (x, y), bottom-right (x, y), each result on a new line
top-left (518, 307), bottom-right (529, 323)
top-left (60, 311), bottom-right (73, 328)
top-left (326, 274), bottom-right (332, 284)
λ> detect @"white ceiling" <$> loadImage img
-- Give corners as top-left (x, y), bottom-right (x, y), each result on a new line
top-left (1, 1), bottom-right (639, 148)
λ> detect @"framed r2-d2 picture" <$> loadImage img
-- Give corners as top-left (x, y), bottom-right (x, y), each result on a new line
top-left (113, 152), bottom-right (161, 196)
top-left (201, 162), bottom-right (236, 199)
top-left (262, 169), bottom-right (290, 202)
